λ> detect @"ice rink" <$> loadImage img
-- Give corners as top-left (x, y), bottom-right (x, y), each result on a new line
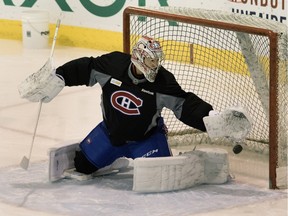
top-left (0, 39), bottom-right (287, 216)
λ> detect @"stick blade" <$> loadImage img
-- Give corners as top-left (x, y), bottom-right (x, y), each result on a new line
top-left (20, 156), bottom-right (29, 170)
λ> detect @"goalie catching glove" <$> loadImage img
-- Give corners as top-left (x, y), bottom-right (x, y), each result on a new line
top-left (203, 106), bottom-right (252, 141)
top-left (18, 58), bottom-right (65, 103)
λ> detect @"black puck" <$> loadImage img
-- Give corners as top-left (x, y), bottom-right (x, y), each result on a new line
top-left (233, 144), bottom-right (243, 154)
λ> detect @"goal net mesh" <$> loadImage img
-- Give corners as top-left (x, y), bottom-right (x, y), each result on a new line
top-left (123, 7), bottom-right (287, 189)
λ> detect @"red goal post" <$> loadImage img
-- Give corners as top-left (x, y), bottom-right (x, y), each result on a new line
top-left (123, 6), bottom-right (287, 189)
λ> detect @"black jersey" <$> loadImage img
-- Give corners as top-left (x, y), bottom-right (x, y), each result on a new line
top-left (56, 51), bottom-right (213, 146)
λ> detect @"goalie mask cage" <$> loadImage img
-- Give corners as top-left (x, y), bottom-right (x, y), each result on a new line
top-left (123, 7), bottom-right (287, 189)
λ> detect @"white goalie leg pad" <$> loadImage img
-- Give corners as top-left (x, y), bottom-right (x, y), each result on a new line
top-left (63, 157), bottom-right (131, 181)
top-left (98, 157), bottom-right (133, 172)
top-left (48, 142), bottom-right (80, 182)
top-left (49, 141), bottom-right (133, 182)
top-left (133, 154), bottom-right (204, 193)
top-left (63, 157), bottom-right (134, 181)
top-left (63, 168), bottom-right (120, 181)
top-left (133, 148), bottom-right (229, 193)
top-left (203, 106), bottom-right (252, 141)
top-left (62, 157), bottom-right (133, 181)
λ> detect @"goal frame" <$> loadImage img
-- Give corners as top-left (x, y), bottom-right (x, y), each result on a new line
top-left (123, 6), bottom-right (281, 189)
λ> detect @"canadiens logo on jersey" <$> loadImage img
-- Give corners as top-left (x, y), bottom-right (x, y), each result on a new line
top-left (111, 91), bottom-right (143, 115)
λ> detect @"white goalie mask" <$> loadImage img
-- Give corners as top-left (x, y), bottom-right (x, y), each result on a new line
top-left (131, 36), bottom-right (164, 82)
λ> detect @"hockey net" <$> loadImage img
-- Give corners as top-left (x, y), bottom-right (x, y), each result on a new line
top-left (123, 7), bottom-right (287, 189)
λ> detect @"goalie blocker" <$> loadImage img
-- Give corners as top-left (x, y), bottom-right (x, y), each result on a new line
top-left (18, 58), bottom-right (65, 103)
top-left (49, 142), bottom-right (229, 192)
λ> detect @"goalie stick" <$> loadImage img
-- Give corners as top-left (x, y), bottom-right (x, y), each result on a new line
top-left (20, 18), bottom-right (61, 170)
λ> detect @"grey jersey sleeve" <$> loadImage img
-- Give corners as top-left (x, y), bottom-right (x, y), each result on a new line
top-left (156, 93), bottom-right (185, 119)
top-left (157, 92), bottom-right (213, 131)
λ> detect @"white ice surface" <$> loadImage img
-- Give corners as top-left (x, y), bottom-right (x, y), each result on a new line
top-left (0, 39), bottom-right (287, 216)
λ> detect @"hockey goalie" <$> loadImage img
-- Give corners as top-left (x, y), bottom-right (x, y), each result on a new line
top-left (18, 36), bottom-right (252, 192)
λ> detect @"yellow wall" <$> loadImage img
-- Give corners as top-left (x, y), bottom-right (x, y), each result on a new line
top-left (0, 19), bottom-right (123, 52)
top-left (0, 19), bottom-right (273, 77)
